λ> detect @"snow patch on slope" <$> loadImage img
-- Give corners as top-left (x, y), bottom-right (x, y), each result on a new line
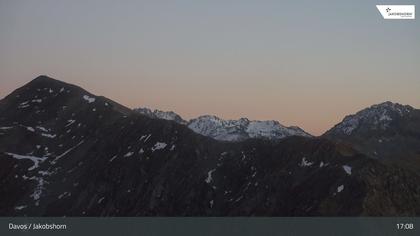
top-left (151, 142), bottom-right (167, 152)
top-left (83, 95), bottom-right (96, 103)
top-left (342, 165), bottom-right (352, 175)
top-left (4, 153), bottom-right (47, 171)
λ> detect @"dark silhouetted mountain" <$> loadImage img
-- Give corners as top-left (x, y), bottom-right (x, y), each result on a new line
top-left (1, 76), bottom-right (420, 216)
top-left (324, 101), bottom-right (420, 172)
top-left (134, 108), bottom-right (311, 141)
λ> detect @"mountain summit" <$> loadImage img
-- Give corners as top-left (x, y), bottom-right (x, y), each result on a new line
top-left (326, 101), bottom-right (414, 136)
top-left (134, 108), bottom-right (311, 141)
top-left (324, 101), bottom-right (420, 170)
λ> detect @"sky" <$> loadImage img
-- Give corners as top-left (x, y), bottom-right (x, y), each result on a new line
top-left (1, 0), bottom-right (419, 135)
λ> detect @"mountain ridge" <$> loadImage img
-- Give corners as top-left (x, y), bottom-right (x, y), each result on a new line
top-left (134, 107), bottom-right (312, 141)
top-left (1, 75), bottom-right (420, 216)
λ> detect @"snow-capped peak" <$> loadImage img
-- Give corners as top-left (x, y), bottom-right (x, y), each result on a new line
top-left (134, 107), bottom-right (311, 141)
top-left (187, 115), bottom-right (250, 141)
top-left (329, 101), bottom-right (413, 135)
top-left (188, 115), bottom-right (311, 141)
top-left (134, 107), bottom-right (187, 124)
top-left (247, 120), bottom-right (310, 139)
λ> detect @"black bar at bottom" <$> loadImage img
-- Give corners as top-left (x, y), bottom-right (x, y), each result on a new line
top-left (1, 217), bottom-right (419, 236)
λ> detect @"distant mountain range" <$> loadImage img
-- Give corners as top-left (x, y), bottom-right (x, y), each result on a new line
top-left (135, 102), bottom-right (420, 167)
top-left (1, 75), bottom-right (420, 216)
top-left (134, 108), bottom-right (311, 141)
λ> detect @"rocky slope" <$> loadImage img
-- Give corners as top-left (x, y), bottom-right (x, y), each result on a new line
top-left (1, 76), bottom-right (420, 216)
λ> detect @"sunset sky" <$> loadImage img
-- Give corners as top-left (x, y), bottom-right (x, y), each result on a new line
top-left (1, 0), bottom-right (419, 135)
